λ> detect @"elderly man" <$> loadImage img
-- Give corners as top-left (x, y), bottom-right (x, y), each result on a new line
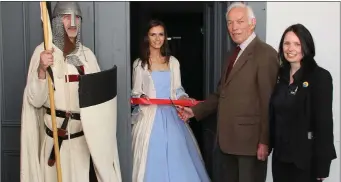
top-left (181, 2), bottom-right (279, 182)
top-left (20, 2), bottom-right (121, 182)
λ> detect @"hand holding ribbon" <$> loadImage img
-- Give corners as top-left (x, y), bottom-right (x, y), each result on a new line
top-left (130, 98), bottom-right (201, 107)
top-left (130, 97), bottom-right (201, 122)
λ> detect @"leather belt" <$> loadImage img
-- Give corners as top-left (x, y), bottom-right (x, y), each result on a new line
top-left (44, 107), bottom-right (83, 166)
top-left (44, 106), bottom-right (80, 120)
top-left (45, 125), bottom-right (84, 140)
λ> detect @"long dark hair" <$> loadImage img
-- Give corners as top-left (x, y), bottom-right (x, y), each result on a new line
top-left (278, 23), bottom-right (317, 69)
top-left (139, 19), bottom-right (171, 70)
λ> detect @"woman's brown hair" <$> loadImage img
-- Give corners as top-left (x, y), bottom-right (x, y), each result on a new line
top-left (139, 19), bottom-right (171, 70)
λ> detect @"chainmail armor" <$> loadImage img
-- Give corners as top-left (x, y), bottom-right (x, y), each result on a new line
top-left (51, 15), bottom-right (83, 67)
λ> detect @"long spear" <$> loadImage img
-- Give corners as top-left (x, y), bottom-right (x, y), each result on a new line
top-left (40, 2), bottom-right (62, 182)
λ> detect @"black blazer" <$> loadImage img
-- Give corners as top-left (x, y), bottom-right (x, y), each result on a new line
top-left (269, 58), bottom-right (337, 178)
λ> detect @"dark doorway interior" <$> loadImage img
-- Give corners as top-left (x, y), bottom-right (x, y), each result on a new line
top-left (130, 0), bottom-right (206, 158)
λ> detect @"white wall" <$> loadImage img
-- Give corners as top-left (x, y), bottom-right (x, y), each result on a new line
top-left (265, 2), bottom-right (340, 182)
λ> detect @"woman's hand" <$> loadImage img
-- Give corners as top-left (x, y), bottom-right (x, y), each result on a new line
top-left (178, 95), bottom-right (195, 103)
top-left (140, 94), bottom-right (149, 100)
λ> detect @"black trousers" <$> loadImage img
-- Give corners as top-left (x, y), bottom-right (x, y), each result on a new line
top-left (272, 157), bottom-right (319, 182)
top-left (212, 144), bottom-right (267, 182)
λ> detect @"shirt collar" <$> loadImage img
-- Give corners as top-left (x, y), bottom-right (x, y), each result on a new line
top-left (239, 32), bottom-right (256, 51)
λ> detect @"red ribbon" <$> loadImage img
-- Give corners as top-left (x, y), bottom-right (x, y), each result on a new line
top-left (131, 98), bottom-right (202, 107)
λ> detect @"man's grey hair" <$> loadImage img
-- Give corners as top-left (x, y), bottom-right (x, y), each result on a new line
top-left (226, 2), bottom-right (256, 24)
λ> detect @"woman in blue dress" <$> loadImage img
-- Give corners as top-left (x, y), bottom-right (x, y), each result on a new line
top-left (131, 19), bottom-right (210, 182)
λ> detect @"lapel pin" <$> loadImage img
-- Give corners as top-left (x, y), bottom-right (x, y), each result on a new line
top-left (303, 81), bottom-right (309, 88)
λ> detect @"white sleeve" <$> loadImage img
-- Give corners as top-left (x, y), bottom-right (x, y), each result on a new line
top-left (172, 57), bottom-right (188, 99)
top-left (131, 59), bottom-right (145, 98)
top-left (26, 47), bottom-right (48, 108)
top-left (27, 71), bottom-right (48, 108)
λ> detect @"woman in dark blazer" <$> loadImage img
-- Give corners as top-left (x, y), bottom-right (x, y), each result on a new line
top-left (269, 23), bottom-right (337, 182)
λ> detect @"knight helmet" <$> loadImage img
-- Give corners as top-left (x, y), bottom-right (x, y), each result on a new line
top-left (52, 2), bottom-right (82, 27)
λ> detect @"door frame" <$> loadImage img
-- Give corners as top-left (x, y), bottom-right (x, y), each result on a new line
top-left (0, 2), bottom-right (3, 179)
top-left (203, 1), bottom-right (230, 97)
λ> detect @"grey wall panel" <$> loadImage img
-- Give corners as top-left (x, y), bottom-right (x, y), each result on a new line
top-left (0, 2), bottom-right (43, 182)
top-left (26, 2), bottom-right (43, 75)
top-left (79, 2), bottom-right (95, 51)
top-left (94, 2), bottom-right (131, 182)
top-left (1, 125), bottom-right (21, 151)
top-left (1, 2), bottom-right (26, 122)
top-left (2, 151), bottom-right (20, 182)
top-left (247, 2), bottom-right (267, 42)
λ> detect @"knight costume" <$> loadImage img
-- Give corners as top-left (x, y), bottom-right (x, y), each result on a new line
top-left (20, 2), bottom-right (122, 182)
